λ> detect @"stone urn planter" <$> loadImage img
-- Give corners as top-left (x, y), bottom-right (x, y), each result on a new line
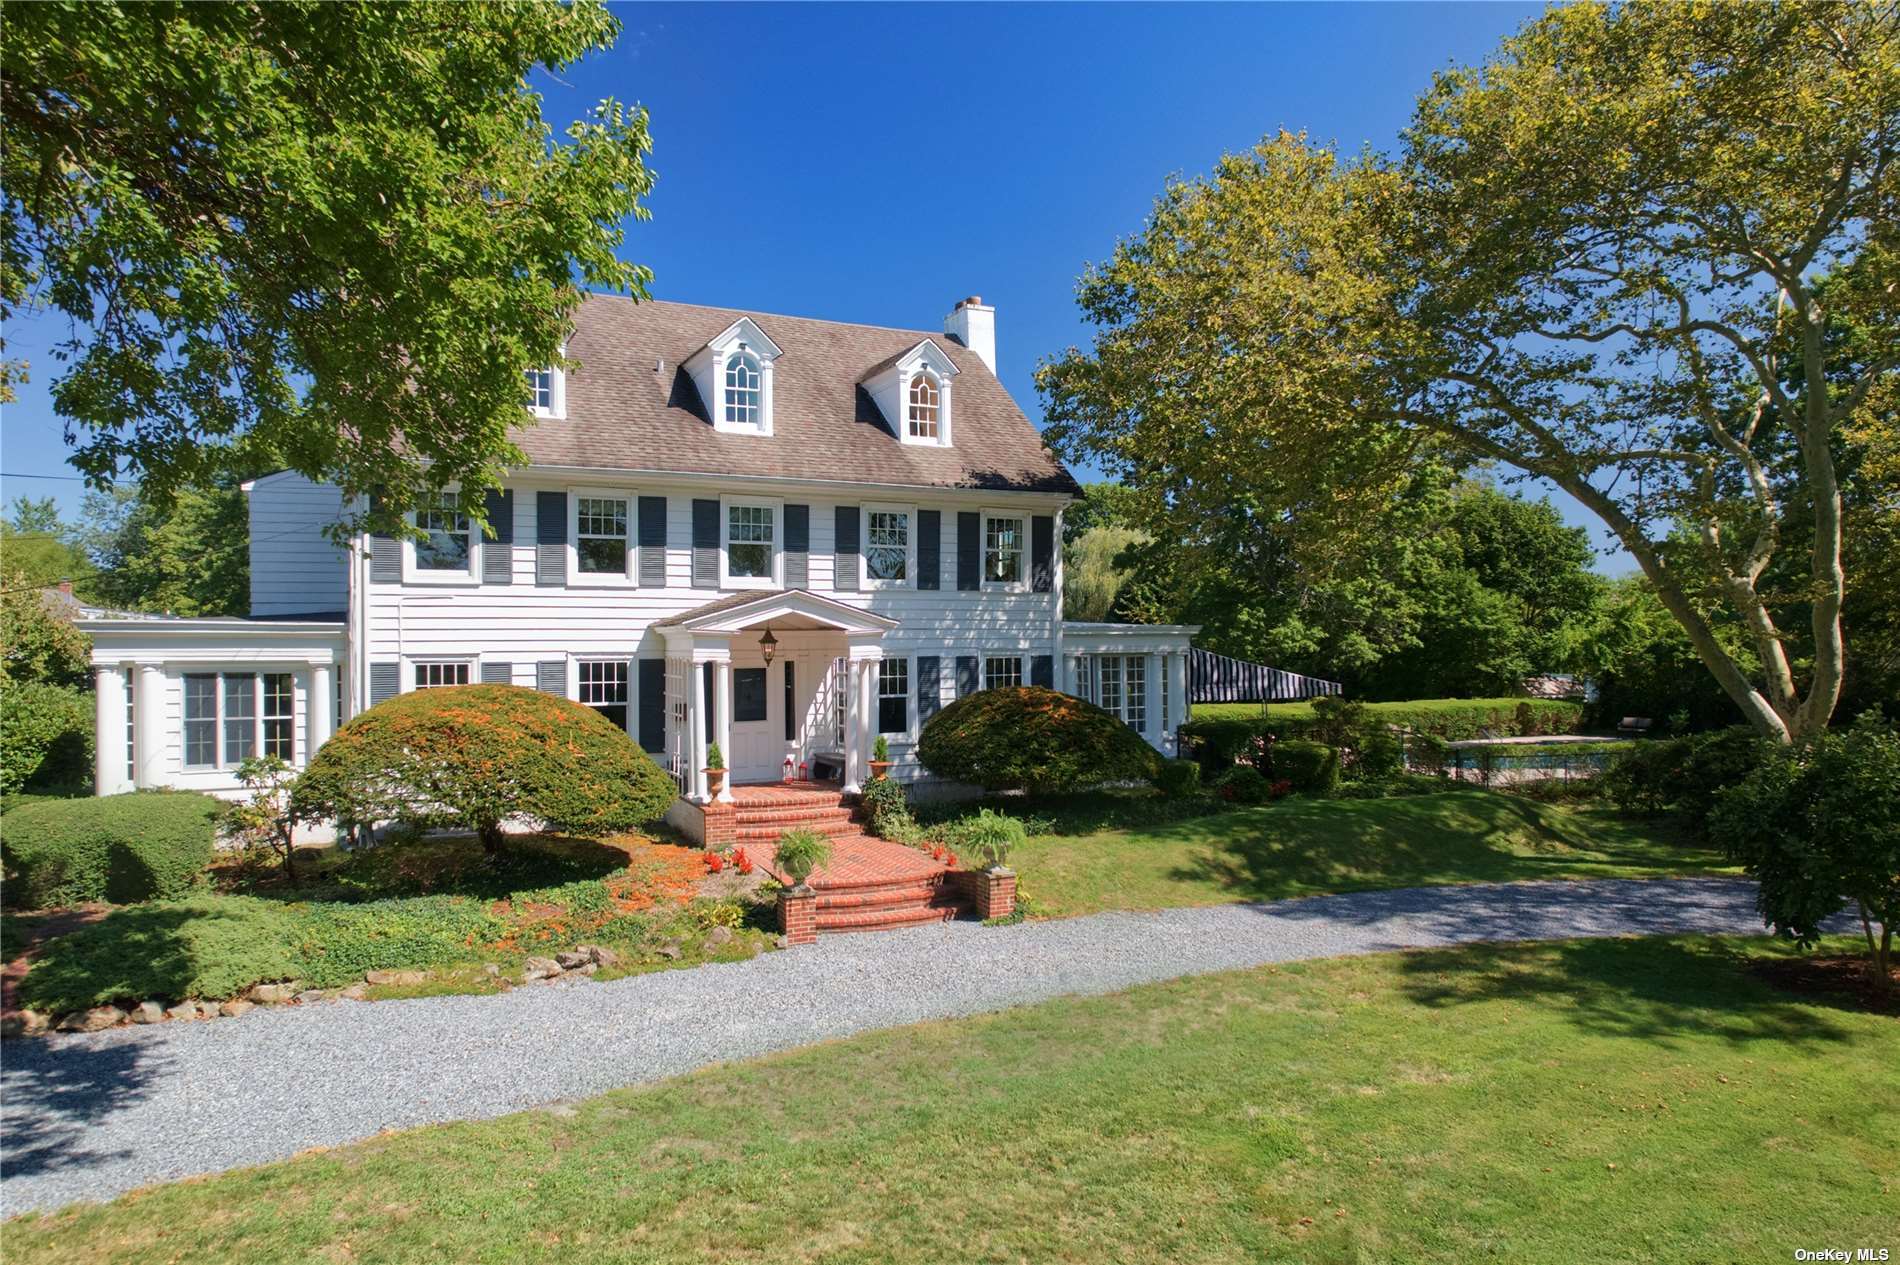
top-left (704, 767), bottom-right (727, 797)
top-left (867, 761), bottom-right (894, 780)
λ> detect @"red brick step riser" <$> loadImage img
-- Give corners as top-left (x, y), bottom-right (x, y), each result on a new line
top-left (735, 818), bottom-right (859, 843)
top-left (816, 903), bottom-right (969, 933)
top-left (815, 882), bottom-right (947, 912)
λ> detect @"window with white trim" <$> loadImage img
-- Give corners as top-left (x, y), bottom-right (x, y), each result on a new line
top-left (726, 503), bottom-right (775, 580)
top-left (578, 660), bottom-right (629, 731)
top-left (577, 495), bottom-right (630, 575)
top-left (526, 369), bottom-right (554, 412)
top-left (877, 659), bottom-right (909, 735)
top-left (725, 351), bottom-right (762, 428)
top-left (984, 514), bottom-right (1024, 585)
top-left (984, 655), bottom-right (1023, 691)
top-left (415, 494), bottom-right (471, 572)
top-left (907, 372), bottom-right (940, 441)
top-left (1091, 655), bottom-right (1147, 733)
top-left (413, 661), bottom-right (471, 690)
top-left (865, 508), bottom-right (910, 583)
top-left (833, 657), bottom-right (848, 747)
top-left (183, 671), bottom-right (295, 770)
top-left (124, 667), bottom-right (136, 783)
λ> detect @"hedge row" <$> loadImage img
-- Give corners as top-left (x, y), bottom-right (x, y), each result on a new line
top-left (1, 790), bottom-right (223, 908)
top-left (0, 683), bottom-right (94, 795)
top-left (1181, 697), bottom-right (1584, 761)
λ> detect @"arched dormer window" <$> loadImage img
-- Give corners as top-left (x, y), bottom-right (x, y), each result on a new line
top-left (907, 372), bottom-right (941, 441)
top-left (725, 349), bottom-right (762, 429)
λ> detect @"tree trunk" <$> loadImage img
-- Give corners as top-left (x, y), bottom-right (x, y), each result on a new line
top-left (478, 821), bottom-right (507, 856)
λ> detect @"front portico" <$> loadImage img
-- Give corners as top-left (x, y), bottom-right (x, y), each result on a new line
top-left (655, 588), bottom-right (897, 802)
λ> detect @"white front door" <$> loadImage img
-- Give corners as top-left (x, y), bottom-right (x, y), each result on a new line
top-left (729, 662), bottom-right (780, 782)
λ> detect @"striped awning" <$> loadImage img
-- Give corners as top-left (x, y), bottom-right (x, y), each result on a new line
top-left (1188, 648), bottom-right (1342, 704)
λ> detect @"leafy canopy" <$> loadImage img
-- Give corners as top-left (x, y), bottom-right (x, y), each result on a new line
top-left (1040, 1), bottom-right (1898, 740)
top-left (1, 0), bottom-right (654, 532)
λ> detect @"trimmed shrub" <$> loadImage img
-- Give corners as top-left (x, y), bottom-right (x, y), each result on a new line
top-left (1357, 730), bottom-right (1406, 780)
top-left (1273, 739), bottom-right (1340, 794)
top-left (1603, 736), bottom-right (1694, 813)
top-left (1211, 765), bottom-right (1271, 804)
top-left (1181, 697), bottom-right (1584, 757)
top-left (0, 683), bottom-right (94, 795)
top-left (858, 775), bottom-right (910, 833)
top-left (1675, 727), bottom-right (1771, 823)
top-left (1152, 757), bottom-right (1203, 798)
top-left (1709, 713), bottom-right (1898, 986)
top-left (917, 686), bottom-right (1161, 795)
top-left (291, 684), bottom-right (677, 852)
top-left (1407, 732), bottom-right (1452, 776)
top-left (1, 790), bottom-right (221, 908)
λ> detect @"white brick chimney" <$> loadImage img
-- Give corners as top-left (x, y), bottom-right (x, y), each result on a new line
top-left (943, 295), bottom-right (996, 374)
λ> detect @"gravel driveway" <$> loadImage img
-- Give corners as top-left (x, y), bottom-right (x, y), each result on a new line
top-left (2, 877), bottom-right (1777, 1215)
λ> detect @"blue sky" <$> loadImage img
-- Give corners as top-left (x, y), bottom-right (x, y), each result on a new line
top-left (5, 2), bottom-right (1625, 566)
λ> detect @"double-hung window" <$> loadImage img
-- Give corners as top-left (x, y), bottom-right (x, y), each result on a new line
top-left (877, 659), bottom-right (909, 736)
top-left (865, 507), bottom-right (910, 584)
top-left (578, 660), bottom-right (629, 731)
top-left (415, 494), bottom-right (471, 573)
top-left (526, 369), bottom-right (554, 412)
top-left (413, 661), bottom-right (471, 690)
top-left (984, 655), bottom-right (1023, 691)
top-left (577, 495), bottom-right (631, 576)
top-left (726, 502), bottom-right (776, 583)
top-left (984, 514), bottom-right (1024, 586)
top-left (183, 671), bottom-right (296, 769)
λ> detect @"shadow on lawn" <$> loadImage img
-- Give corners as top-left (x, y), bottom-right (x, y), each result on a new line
top-left (1162, 790), bottom-right (1710, 901)
top-left (2, 1030), bottom-right (157, 1179)
top-left (1391, 935), bottom-right (1862, 1050)
top-left (224, 833), bottom-right (643, 904)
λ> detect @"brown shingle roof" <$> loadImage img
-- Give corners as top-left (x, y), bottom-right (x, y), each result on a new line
top-left (514, 296), bottom-right (1079, 496)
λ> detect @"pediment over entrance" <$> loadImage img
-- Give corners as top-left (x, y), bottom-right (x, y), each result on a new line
top-left (657, 588), bottom-right (896, 637)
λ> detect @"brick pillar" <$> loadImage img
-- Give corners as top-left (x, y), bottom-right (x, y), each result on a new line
top-left (702, 801), bottom-right (735, 848)
top-left (975, 867), bottom-right (1016, 920)
top-left (779, 884), bottom-right (818, 945)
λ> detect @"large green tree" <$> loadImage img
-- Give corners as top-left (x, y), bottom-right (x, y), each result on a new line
top-left (1040, 1), bottom-right (1897, 741)
top-left (1, 0), bottom-right (653, 530)
top-left (78, 481), bottom-right (250, 616)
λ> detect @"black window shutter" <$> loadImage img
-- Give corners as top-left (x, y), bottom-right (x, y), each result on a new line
top-left (536, 660), bottom-right (565, 694)
top-left (1031, 515), bottom-right (1055, 593)
top-left (956, 512), bottom-right (980, 590)
top-left (480, 660), bottom-right (512, 685)
top-left (637, 658), bottom-right (666, 754)
top-left (369, 661), bottom-right (399, 705)
top-left (783, 504), bottom-right (810, 588)
top-left (482, 489), bottom-right (514, 585)
top-left (917, 510), bottom-right (941, 591)
top-left (1030, 654), bottom-right (1054, 688)
top-left (638, 495), bottom-right (668, 587)
top-left (369, 535), bottom-right (402, 583)
top-left (692, 499), bottom-right (720, 589)
top-left (917, 655), bottom-right (941, 721)
top-left (702, 662), bottom-right (715, 741)
top-left (955, 655), bottom-right (979, 697)
top-left (536, 491), bottom-right (566, 586)
top-left (833, 505), bottom-right (860, 591)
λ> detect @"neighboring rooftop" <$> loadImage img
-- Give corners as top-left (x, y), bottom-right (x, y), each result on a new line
top-left (516, 295), bottom-right (1079, 496)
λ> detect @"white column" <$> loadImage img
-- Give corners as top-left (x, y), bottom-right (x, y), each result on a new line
top-left (93, 666), bottom-right (130, 796)
top-left (309, 662), bottom-right (336, 763)
top-left (1171, 649), bottom-right (1191, 736)
top-left (1144, 654), bottom-right (1161, 747)
top-left (857, 658), bottom-right (877, 784)
top-left (687, 662), bottom-right (708, 802)
top-left (714, 657), bottom-right (734, 803)
top-left (134, 664), bottom-right (167, 789)
top-left (842, 658), bottom-right (864, 796)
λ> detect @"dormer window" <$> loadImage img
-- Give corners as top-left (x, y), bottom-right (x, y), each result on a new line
top-left (525, 365), bottom-right (564, 419)
top-left (725, 350), bottom-right (762, 428)
top-left (688, 317), bottom-right (783, 437)
top-left (862, 339), bottom-right (958, 448)
top-left (907, 372), bottom-right (941, 441)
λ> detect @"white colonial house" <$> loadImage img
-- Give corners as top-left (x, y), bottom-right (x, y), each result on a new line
top-left (78, 295), bottom-right (1196, 809)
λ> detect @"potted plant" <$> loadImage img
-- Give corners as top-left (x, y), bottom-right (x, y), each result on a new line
top-left (773, 828), bottom-right (833, 890)
top-left (868, 734), bottom-right (895, 781)
top-left (704, 741), bottom-right (727, 798)
top-left (961, 808), bottom-right (1025, 874)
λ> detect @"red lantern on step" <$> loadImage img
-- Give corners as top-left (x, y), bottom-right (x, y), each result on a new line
top-left (783, 754), bottom-right (795, 784)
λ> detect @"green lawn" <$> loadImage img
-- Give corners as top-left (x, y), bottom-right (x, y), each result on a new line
top-left (1189, 695), bottom-right (1558, 724)
top-left (7, 935), bottom-right (1893, 1263)
top-left (1012, 789), bottom-right (1729, 917)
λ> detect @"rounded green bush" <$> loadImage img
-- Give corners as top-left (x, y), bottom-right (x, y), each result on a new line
top-left (1273, 739), bottom-right (1340, 794)
top-left (0, 682), bottom-right (95, 795)
top-left (291, 684), bottom-right (677, 850)
top-left (1210, 765), bottom-right (1270, 804)
top-left (1, 789), bottom-right (222, 908)
top-left (1152, 757), bottom-right (1203, 798)
top-left (917, 687), bottom-right (1161, 794)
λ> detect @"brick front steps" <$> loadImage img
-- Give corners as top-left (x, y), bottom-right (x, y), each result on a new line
top-left (735, 784), bottom-right (968, 940)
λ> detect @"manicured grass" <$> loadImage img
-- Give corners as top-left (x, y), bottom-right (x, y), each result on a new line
top-left (1191, 695), bottom-right (1585, 727)
top-left (1011, 788), bottom-right (1729, 917)
top-left (7, 935), bottom-right (1893, 1262)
